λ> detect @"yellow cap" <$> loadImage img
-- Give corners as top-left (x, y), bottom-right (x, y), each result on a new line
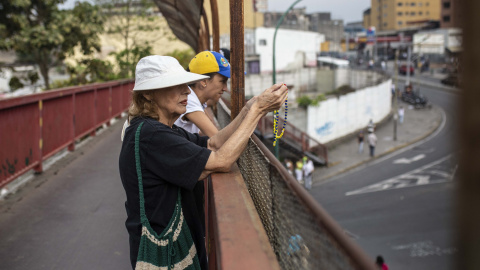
top-left (188, 51), bottom-right (231, 78)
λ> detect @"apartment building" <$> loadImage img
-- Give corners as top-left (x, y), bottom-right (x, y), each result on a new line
top-left (368, 0), bottom-right (441, 30)
top-left (440, 0), bottom-right (460, 28)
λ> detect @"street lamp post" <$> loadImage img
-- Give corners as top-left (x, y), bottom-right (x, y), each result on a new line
top-left (272, 0), bottom-right (302, 159)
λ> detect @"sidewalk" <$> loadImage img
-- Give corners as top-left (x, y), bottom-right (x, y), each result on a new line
top-left (312, 102), bottom-right (444, 184)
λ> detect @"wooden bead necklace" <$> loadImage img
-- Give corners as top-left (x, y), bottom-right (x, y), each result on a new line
top-left (273, 85), bottom-right (288, 147)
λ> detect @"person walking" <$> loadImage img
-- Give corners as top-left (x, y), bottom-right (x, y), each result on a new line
top-left (368, 128), bottom-right (377, 157)
top-left (375, 255), bottom-right (389, 270)
top-left (398, 105), bottom-right (405, 124)
top-left (302, 156), bottom-right (314, 190)
top-left (357, 130), bottom-right (364, 154)
top-left (295, 159), bottom-right (304, 184)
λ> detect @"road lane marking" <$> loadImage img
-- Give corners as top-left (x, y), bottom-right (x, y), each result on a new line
top-left (346, 155), bottom-right (452, 196)
top-left (393, 154), bottom-right (426, 164)
top-left (392, 241), bottom-right (457, 257)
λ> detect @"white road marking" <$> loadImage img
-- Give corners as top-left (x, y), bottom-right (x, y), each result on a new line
top-left (392, 241), bottom-right (457, 257)
top-left (346, 155), bottom-right (452, 196)
top-left (393, 154), bottom-right (426, 164)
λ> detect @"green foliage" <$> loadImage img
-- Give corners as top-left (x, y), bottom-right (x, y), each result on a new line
top-left (111, 44), bottom-right (152, 78)
top-left (8, 76), bottom-right (24, 91)
top-left (0, 1), bottom-right (105, 89)
top-left (97, 0), bottom-right (173, 77)
top-left (167, 49), bottom-right (195, 69)
top-left (326, 85), bottom-right (356, 97)
top-left (296, 94), bottom-right (326, 108)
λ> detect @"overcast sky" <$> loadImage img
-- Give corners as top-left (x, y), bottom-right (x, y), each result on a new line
top-left (267, 0), bottom-right (370, 24)
top-left (60, 0), bottom-right (370, 24)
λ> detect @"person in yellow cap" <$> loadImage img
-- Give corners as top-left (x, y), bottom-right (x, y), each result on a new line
top-left (174, 51), bottom-right (232, 137)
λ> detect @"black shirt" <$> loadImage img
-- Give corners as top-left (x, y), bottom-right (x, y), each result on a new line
top-left (119, 117), bottom-right (211, 269)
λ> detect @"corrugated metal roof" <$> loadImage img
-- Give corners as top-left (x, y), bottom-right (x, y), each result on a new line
top-left (153, 0), bottom-right (204, 51)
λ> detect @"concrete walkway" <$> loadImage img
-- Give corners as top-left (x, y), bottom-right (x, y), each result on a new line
top-left (312, 101), bottom-right (444, 185)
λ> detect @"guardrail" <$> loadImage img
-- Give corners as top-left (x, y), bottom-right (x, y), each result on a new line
top-left (0, 79), bottom-right (134, 188)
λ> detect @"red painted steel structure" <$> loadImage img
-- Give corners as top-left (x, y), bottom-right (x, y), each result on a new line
top-left (0, 79), bottom-right (134, 188)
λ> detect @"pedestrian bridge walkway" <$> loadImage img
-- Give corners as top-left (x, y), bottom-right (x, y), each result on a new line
top-left (0, 80), bottom-right (375, 269)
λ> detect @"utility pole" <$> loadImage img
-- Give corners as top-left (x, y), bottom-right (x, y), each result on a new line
top-left (393, 50), bottom-right (399, 141)
top-left (406, 45), bottom-right (411, 86)
top-left (272, 0), bottom-right (302, 159)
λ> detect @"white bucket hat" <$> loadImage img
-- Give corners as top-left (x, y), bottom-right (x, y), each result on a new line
top-left (133, 55), bottom-right (209, 91)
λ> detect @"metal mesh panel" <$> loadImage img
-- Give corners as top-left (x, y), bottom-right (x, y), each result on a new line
top-left (216, 101), bottom-right (356, 269)
top-left (238, 139), bottom-right (354, 270)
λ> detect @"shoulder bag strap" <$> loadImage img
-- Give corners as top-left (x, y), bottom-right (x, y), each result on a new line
top-left (135, 122), bottom-right (181, 225)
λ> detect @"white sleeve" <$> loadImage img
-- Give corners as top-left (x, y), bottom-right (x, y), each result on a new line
top-left (185, 93), bottom-right (204, 114)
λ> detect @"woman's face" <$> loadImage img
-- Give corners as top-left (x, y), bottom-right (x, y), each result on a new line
top-left (151, 84), bottom-right (191, 120)
top-left (205, 74), bottom-right (228, 103)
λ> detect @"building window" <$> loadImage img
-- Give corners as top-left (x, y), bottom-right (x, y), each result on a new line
top-left (398, 12), bottom-right (403, 16)
top-left (419, 11), bottom-right (423, 15)
top-left (259, 39), bottom-right (267, 46)
top-left (411, 11), bottom-right (416, 15)
top-left (398, 2), bottom-right (403, 6)
top-left (443, 2), bottom-right (451, 8)
top-left (384, 13), bottom-right (388, 17)
top-left (419, 2), bottom-right (423, 6)
top-left (383, 22), bottom-right (388, 27)
top-left (398, 21), bottom-right (403, 25)
top-left (443, 15), bottom-right (451, 22)
top-left (426, 2), bottom-right (429, 6)
top-left (384, 4), bottom-right (387, 8)
top-left (427, 11), bottom-right (430, 15)
top-left (411, 2), bottom-right (416, 6)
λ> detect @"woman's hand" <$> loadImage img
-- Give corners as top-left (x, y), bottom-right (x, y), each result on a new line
top-left (253, 83), bottom-right (288, 115)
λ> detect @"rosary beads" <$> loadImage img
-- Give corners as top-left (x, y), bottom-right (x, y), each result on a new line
top-left (273, 84), bottom-right (288, 147)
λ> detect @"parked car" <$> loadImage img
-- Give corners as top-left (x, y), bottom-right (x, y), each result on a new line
top-left (401, 86), bottom-right (430, 109)
top-left (441, 74), bottom-right (460, 87)
top-left (399, 64), bottom-right (415, 75)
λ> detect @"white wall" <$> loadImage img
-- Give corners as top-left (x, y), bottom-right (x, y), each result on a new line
top-left (307, 79), bottom-right (392, 144)
top-left (244, 67), bottom-right (317, 97)
top-left (255, 27), bottom-right (324, 73)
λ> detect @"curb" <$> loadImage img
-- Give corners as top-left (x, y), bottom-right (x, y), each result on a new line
top-left (315, 105), bottom-right (445, 183)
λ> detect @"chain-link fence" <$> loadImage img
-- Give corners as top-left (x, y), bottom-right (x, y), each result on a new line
top-left (216, 100), bottom-right (374, 270)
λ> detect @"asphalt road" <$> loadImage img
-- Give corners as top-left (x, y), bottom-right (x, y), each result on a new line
top-left (312, 81), bottom-right (458, 269)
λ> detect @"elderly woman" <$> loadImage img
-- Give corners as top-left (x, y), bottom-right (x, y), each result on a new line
top-left (119, 55), bottom-right (287, 270)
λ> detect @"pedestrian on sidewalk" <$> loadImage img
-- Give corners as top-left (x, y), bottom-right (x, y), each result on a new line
top-left (357, 130), bottom-right (364, 154)
top-left (398, 105), bottom-right (405, 124)
top-left (295, 159), bottom-right (304, 184)
top-left (302, 156), bottom-right (314, 190)
top-left (375, 255), bottom-right (389, 270)
top-left (368, 128), bottom-right (377, 157)
top-left (367, 119), bottom-right (376, 131)
top-left (285, 159), bottom-right (294, 176)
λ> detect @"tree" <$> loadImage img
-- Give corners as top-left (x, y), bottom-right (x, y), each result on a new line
top-left (0, 0), bottom-right (104, 89)
top-left (97, 0), bottom-right (175, 77)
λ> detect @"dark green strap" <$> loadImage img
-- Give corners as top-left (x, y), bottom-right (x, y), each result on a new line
top-left (135, 122), bottom-right (148, 223)
top-left (134, 121), bottom-right (181, 225)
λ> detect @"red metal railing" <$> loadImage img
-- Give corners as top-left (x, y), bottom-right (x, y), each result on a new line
top-left (0, 79), bottom-right (134, 188)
